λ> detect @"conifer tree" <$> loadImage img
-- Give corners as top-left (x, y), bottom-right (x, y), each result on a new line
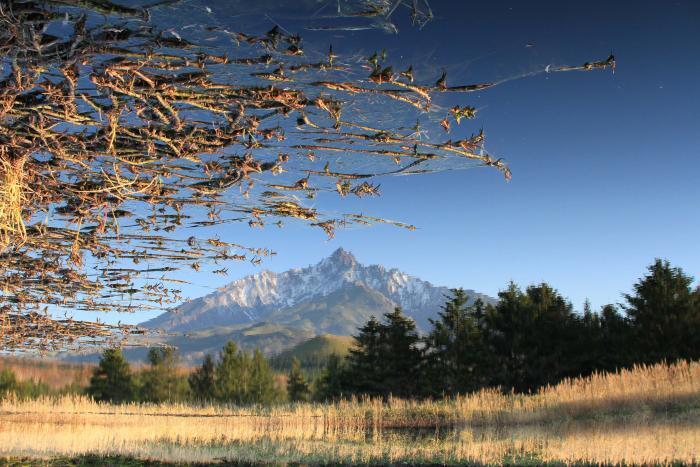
top-left (314, 353), bottom-right (346, 401)
top-left (623, 259), bottom-right (700, 362)
top-left (189, 353), bottom-right (216, 402)
top-left (214, 341), bottom-right (279, 404)
top-left (248, 348), bottom-right (280, 405)
top-left (380, 307), bottom-right (423, 397)
top-left (345, 316), bottom-right (384, 396)
top-left (287, 357), bottom-right (310, 402)
top-left (482, 282), bottom-right (580, 392)
top-left (140, 347), bottom-right (186, 403)
top-left (425, 289), bottom-right (486, 395)
top-left (345, 308), bottom-right (423, 398)
top-left (87, 348), bottom-right (134, 403)
top-left (215, 341), bottom-right (250, 404)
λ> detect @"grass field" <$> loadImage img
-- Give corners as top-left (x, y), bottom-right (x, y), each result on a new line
top-left (1, 360), bottom-right (699, 465)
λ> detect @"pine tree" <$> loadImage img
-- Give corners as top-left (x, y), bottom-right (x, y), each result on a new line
top-left (623, 259), bottom-right (700, 363)
top-left (482, 282), bottom-right (580, 392)
top-left (215, 340), bottom-right (250, 404)
top-left (380, 307), bottom-right (423, 397)
top-left (140, 347), bottom-right (185, 403)
top-left (599, 304), bottom-right (632, 370)
top-left (313, 353), bottom-right (346, 401)
top-left (425, 289), bottom-right (486, 395)
top-left (345, 308), bottom-right (423, 398)
top-left (286, 357), bottom-right (310, 402)
top-left (214, 341), bottom-right (279, 405)
top-left (87, 348), bottom-right (134, 403)
top-left (189, 353), bottom-right (215, 402)
top-left (345, 316), bottom-right (384, 396)
top-left (248, 348), bottom-right (280, 405)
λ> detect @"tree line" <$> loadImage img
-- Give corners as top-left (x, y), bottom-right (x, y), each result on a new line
top-left (315, 259), bottom-right (700, 399)
top-left (4, 258), bottom-right (696, 404)
top-left (84, 341), bottom-right (283, 404)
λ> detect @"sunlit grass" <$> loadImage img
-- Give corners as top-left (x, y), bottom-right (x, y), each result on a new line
top-left (1, 360), bottom-right (698, 464)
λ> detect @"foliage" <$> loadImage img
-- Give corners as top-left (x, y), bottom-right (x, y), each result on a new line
top-left (0, 368), bottom-right (17, 395)
top-left (139, 347), bottom-right (189, 403)
top-left (8, 258), bottom-right (700, 404)
top-left (345, 307), bottom-right (423, 398)
top-left (342, 259), bottom-right (700, 396)
top-left (313, 353), bottom-right (347, 401)
top-left (86, 348), bottom-right (134, 403)
top-left (215, 341), bottom-right (281, 405)
top-left (425, 290), bottom-right (489, 396)
top-left (188, 354), bottom-right (216, 402)
top-left (286, 358), bottom-right (310, 402)
top-left (624, 258), bottom-right (700, 363)
top-left (0, 0), bottom-right (615, 352)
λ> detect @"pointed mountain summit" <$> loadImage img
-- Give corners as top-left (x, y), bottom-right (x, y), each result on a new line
top-left (143, 248), bottom-right (496, 334)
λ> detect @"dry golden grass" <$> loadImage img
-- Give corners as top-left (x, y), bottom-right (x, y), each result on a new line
top-left (0, 360), bottom-right (698, 464)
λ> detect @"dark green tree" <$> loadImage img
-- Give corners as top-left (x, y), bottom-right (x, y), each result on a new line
top-left (248, 348), bottom-right (281, 405)
top-left (345, 316), bottom-right (384, 396)
top-left (214, 341), bottom-right (279, 405)
top-left (425, 290), bottom-right (488, 395)
top-left (599, 304), bottom-right (633, 370)
top-left (87, 348), bottom-right (135, 403)
top-left (623, 259), bottom-right (700, 363)
top-left (345, 308), bottom-right (423, 398)
top-left (287, 357), bottom-right (310, 402)
top-left (379, 307), bottom-right (424, 397)
top-left (140, 347), bottom-right (187, 403)
top-left (189, 353), bottom-right (216, 402)
top-left (313, 353), bottom-right (347, 401)
top-left (482, 282), bottom-right (581, 392)
top-left (215, 341), bottom-right (250, 404)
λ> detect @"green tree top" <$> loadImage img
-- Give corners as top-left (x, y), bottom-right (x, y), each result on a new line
top-left (87, 348), bottom-right (134, 403)
top-left (287, 357), bottom-right (310, 403)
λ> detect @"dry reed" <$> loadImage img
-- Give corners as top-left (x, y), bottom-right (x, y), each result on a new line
top-left (0, 360), bottom-right (697, 464)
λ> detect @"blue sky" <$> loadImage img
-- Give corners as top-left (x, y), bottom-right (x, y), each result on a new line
top-left (82, 0), bottom-right (700, 324)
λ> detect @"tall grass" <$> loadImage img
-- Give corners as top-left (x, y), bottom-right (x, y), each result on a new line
top-left (1, 360), bottom-right (698, 464)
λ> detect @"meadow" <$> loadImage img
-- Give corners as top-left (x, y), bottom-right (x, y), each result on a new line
top-left (1, 360), bottom-right (698, 465)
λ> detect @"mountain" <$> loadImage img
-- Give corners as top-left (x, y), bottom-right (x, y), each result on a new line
top-left (144, 248), bottom-right (496, 334)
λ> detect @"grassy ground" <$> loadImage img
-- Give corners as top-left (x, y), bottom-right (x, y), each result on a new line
top-left (1, 361), bottom-right (698, 465)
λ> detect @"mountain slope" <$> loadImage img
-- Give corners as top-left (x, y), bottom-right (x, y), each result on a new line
top-left (270, 334), bottom-right (355, 371)
top-left (68, 322), bottom-right (316, 366)
top-left (144, 248), bottom-right (495, 334)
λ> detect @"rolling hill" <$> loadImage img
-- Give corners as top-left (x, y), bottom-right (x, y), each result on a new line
top-left (269, 334), bottom-right (355, 371)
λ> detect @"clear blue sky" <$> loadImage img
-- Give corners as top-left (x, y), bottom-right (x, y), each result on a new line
top-left (83, 0), bottom-right (700, 324)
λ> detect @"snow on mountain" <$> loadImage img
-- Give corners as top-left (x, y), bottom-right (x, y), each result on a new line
top-left (143, 248), bottom-right (496, 333)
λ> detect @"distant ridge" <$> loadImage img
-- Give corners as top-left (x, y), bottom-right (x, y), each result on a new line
top-left (143, 248), bottom-right (496, 335)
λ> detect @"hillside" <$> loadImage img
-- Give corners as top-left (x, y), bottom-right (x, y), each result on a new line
top-left (270, 334), bottom-right (355, 371)
top-left (67, 322), bottom-right (316, 366)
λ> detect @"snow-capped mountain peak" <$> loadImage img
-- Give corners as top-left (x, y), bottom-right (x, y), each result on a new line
top-left (143, 248), bottom-right (495, 333)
